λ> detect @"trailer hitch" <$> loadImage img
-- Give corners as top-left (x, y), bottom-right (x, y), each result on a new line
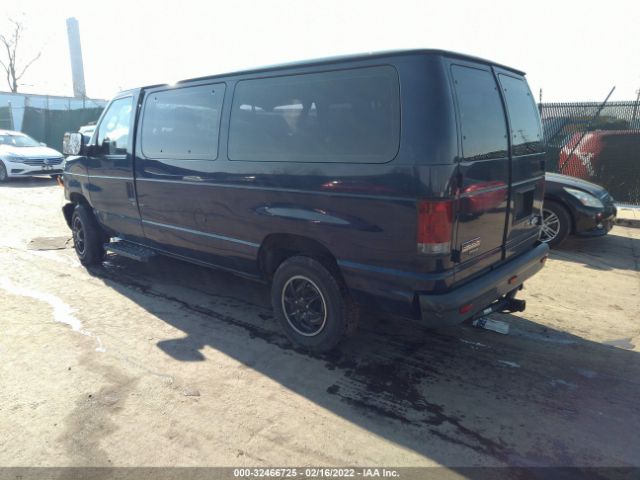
top-left (502, 297), bottom-right (526, 313)
top-left (469, 290), bottom-right (526, 323)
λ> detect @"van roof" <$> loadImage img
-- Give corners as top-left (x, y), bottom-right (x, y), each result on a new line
top-left (163, 49), bottom-right (525, 88)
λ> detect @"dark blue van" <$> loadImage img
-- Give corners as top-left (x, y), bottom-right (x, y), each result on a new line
top-left (61, 49), bottom-right (549, 351)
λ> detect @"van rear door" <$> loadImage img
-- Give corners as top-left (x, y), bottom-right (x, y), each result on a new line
top-left (450, 64), bottom-right (511, 282)
top-left (496, 71), bottom-right (545, 259)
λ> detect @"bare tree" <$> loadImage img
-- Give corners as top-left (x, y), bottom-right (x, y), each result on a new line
top-left (0, 19), bottom-right (42, 93)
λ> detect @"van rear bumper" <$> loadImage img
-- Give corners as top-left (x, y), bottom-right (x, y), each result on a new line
top-left (418, 242), bottom-right (549, 328)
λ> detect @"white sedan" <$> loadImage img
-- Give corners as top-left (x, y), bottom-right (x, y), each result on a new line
top-left (0, 130), bottom-right (65, 182)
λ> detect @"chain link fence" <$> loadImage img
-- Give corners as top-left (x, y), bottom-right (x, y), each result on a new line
top-left (539, 101), bottom-right (640, 205)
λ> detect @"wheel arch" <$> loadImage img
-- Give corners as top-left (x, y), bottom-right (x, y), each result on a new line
top-left (258, 233), bottom-right (344, 284)
top-left (63, 193), bottom-right (91, 228)
top-left (0, 159), bottom-right (8, 180)
top-left (544, 195), bottom-right (576, 234)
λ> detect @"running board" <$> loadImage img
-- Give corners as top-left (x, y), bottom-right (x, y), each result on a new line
top-left (104, 241), bottom-right (156, 262)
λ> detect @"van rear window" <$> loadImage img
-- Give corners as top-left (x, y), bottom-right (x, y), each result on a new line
top-left (498, 74), bottom-right (543, 156)
top-left (228, 66), bottom-right (400, 163)
top-left (141, 83), bottom-right (225, 160)
top-left (451, 65), bottom-right (508, 161)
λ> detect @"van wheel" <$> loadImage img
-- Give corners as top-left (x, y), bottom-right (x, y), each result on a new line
top-left (271, 256), bottom-right (358, 352)
top-left (540, 200), bottom-right (571, 247)
top-left (71, 204), bottom-right (105, 265)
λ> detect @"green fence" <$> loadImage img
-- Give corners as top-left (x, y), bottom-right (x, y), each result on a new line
top-left (21, 106), bottom-right (104, 152)
top-left (0, 105), bottom-right (14, 130)
top-left (0, 92), bottom-right (106, 152)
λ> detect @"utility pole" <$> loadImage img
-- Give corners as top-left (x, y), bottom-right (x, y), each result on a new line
top-left (538, 88), bottom-right (543, 115)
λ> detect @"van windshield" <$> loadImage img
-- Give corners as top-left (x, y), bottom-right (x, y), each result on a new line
top-left (0, 133), bottom-right (40, 147)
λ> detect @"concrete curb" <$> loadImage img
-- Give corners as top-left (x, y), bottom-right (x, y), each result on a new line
top-left (616, 218), bottom-right (640, 229)
top-left (616, 204), bottom-right (640, 229)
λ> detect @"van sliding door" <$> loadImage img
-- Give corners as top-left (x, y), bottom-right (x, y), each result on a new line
top-left (133, 82), bottom-right (241, 268)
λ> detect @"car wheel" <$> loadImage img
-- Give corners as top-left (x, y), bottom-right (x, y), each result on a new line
top-left (540, 200), bottom-right (571, 247)
top-left (271, 256), bottom-right (358, 352)
top-left (0, 162), bottom-right (8, 182)
top-left (71, 204), bottom-right (106, 266)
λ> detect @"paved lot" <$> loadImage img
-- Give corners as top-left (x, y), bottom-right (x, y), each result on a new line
top-left (1, 177), bottom-right (639, 469)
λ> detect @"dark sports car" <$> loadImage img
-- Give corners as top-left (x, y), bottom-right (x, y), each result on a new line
top-left (541, 173), bottom-right (617, 247)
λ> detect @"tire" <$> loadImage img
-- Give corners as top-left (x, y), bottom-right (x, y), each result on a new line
top-left (540, 200), bottom-right (571, 247)
top-left (271, 256), bottom-right (358, 352)
top-left (71, 204), bottom-right (106, 265)
top-left (0, 162), bottom-right (8, 182)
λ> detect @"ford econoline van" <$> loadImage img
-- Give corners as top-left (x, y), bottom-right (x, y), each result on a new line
top-left (61, 50), bottom-right (549, 351)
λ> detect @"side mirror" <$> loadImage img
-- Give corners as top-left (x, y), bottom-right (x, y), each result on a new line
top-left (40, 142), bottom-right (47, 147)
top-left (63, 132), bottom-right (84, 156)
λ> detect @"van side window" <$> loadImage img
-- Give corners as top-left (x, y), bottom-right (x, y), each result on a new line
top-left (228, 66), bottom-right (400, 163)
top-left (451, 66), bottom-right (508, 161)
top-left (498, 74), bottom-right (542, 156)
top-left (141, 84), bottom-right (225, 160)
top-left (96, 97), bottom-right (133, 155)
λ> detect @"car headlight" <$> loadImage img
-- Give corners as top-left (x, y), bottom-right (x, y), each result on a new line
top-left (3, 153), bottom-right (24, 163)
top-left (563, 187), bottom-right (604, 208)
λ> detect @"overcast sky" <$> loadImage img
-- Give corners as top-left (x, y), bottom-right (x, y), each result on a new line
top-left (2, 0), bottom-right (639, 102)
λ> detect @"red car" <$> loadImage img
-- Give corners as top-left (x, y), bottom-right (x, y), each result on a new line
top-left (558, 130), bottom-right (640, 203)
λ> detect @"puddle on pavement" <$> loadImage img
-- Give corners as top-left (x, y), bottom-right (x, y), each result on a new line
top-left (28, 236), bottom-right (72, 251)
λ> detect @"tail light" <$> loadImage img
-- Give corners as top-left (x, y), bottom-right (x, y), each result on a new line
top-left (417, 200), bottom-right (453, 255)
